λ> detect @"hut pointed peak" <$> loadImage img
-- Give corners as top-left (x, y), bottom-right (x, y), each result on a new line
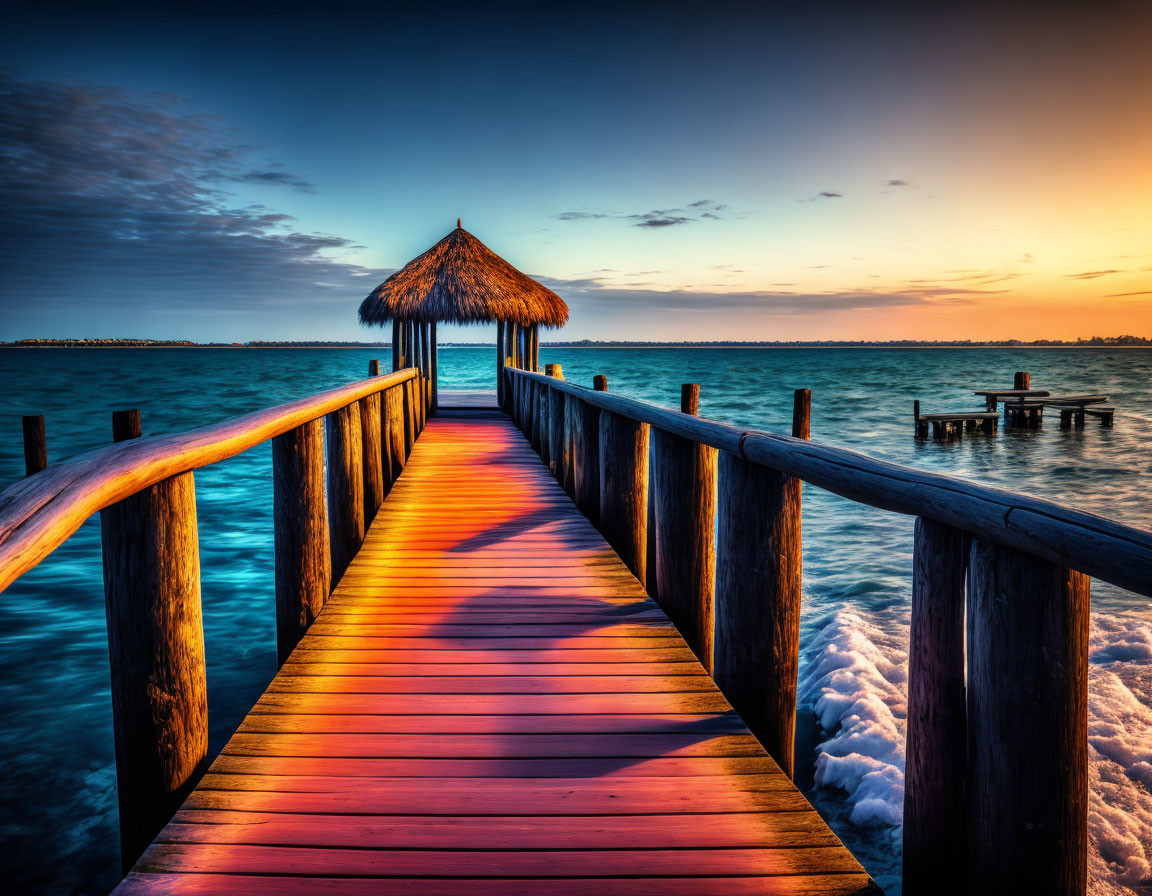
top-left (358, 226), bottom-right (569, 328)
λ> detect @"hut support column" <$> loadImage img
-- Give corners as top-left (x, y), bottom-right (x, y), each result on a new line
top-left (496, 321), bottom-right (506, 406)
top-left (430, 321), bottom-right (438, 415)
top-left (391, 320), bottom-right (401, 371)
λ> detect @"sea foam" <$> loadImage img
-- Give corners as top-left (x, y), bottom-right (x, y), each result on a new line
top-left (800, 606), bottom-right (1152, 896)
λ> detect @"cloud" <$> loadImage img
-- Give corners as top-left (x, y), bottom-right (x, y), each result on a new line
top-left (553, 211), bottom-right (608, 221)
top-left (534, 273), bottom-right (990, 318)
top-left (809, 191), bottom-right (843, 200)
top-left (1065, 270), bottom-right (1120, 279)
top-left (553, 199), bottom-right (732, 229)
top-left (1106, 291), bottom-right (1152, 298)
top-left (885, 179), bottom-right (909, 188)
top-left (232, 169), bottom-right (315, 192)
top-left (0, 74), bottom-right (386, 328)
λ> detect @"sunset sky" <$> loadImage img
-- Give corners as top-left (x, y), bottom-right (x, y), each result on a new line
top-left (2, 1), bottom-right (1150, 342)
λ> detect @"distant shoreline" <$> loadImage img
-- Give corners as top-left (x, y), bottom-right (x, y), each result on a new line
top-left (2, 338), bottom-right (1150, 349)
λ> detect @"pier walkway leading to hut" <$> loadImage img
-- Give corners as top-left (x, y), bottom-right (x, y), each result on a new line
top-left (115, 408), bottom-right (873, 896)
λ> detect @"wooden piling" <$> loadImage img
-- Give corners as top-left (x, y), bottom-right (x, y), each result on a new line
top-left (272, 418), bottom-right (331, 666)
top-left (100, 409), bottom-right (206, 871)
top-left (403, 376), bottom-right (416, 456)
top-left (560, 388), bottom-right (577, 498)
top-left (967, 538), bottom-right (1089, 896)
top-left (421, 321), bottom-right (432, 417)
top-left (325, 402), bottom-right (365, 586)
top-left (652, 383), bottom-right (717, 670)
top-left (1014, 371), bottom-right (1030, 390)
top-left (534, 377), bottom-right (550, 462)
top-left (368, 359), bottom-right (380, 377)
top-left (391, 321), bottom-right (401, 370)
top-left (713, 390), bottom-right (808, 778)
top-left (598, 409), bottom-right (649, 582)
top-left (22, 414), bottom-right (46, 476)
top-left (571, 394), bottom-right (601, 525)
top-left (496, 321), bottom-right (506, 406)
top-left (546, 366), bottom-right (567, 481)
top-left (359, 391), bottom-right (384, 525)
top-left (594, 374), bottom-right (608, 392)
top-left (430, 321), bottom-right (438, 415)
top-left (384, 383), bottom-right (406, 482)
top-left (903, 518), bottom-right (968, 895)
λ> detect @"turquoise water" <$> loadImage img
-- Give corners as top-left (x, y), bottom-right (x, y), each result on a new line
top-left (1, 346), bottom-right (1150, 895)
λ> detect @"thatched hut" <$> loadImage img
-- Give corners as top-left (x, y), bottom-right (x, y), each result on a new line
top-left (359, 222), bottom-right (568, 409)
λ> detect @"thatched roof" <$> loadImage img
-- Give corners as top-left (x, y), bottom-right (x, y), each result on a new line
top-left (359, 224), bottom-right (569, 328)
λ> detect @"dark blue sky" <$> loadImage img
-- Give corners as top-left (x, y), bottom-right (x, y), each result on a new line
top-left (2, 1), bottom-right (1150, 341)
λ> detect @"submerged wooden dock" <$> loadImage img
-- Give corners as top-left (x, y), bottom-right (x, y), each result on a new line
top-left (115, 409), bottom-right (873, 894)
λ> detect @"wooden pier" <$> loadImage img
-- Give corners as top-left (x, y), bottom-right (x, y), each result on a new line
top-left (3, 359), bottom-right (1152, 896)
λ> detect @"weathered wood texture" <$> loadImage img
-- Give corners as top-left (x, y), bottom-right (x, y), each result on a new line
top-left (967, 538), bottom-right (1089, 896)
top-left (325, 402), bottom-right (365, 586)
top-left (101, 413), bottom-right (206, 871)
top-left (903, 518), bottom-right (967, 895)
top-left (496, 321), bottom-right (506, 406)
top-left (652, 384), bottom-right (717, 672)
top-left (384, 384), bottom-right (405, 483)
top-left (714, 450), bottom-right (802, 779)
top-left (547, 368), bottom-right (567, 482)
top-left (272, 420), bottom-right (331, 666)
top-left (391, 321), bottom-right (401, 370)
top-left (359, 392), bottom-right (385, 525)
top-left (502, 370), bottom-right (1152, 599)
top-left (22, 414), bottom-right (46, 476)
top-left (115, 410), bottom-right (870, 895)
top-left (598, 410), bottom-right (649, 583)
top-left (0, 370), bottom-right (416, 594)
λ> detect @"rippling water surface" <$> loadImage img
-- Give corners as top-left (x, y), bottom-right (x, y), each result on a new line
top-left (2, 346), bottom-right (1150, 895)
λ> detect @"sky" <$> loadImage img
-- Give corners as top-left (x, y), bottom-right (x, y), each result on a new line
top-left (1, 0), bottom-right (1150, 343)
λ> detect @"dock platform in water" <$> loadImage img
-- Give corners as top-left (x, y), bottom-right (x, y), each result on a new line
top-left (116, 409), bottom-right (874, 895)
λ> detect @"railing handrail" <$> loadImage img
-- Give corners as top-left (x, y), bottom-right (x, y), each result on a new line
top-left (507, 367), bottom-right (1152, 598)
top-left (0, 368), bottom-right (418, 594)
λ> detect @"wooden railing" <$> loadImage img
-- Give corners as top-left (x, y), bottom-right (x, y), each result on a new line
top-left (504, 364), bottom-right (1152, 896)
top-left (0, 364), bottom-right (425, 870)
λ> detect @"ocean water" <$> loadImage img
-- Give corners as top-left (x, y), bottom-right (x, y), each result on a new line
top-left (1, 345), bottom-right (1149, 895)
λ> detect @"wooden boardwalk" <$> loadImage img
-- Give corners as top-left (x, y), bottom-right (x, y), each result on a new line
top-left (116, 409), bottom-right (874, 895)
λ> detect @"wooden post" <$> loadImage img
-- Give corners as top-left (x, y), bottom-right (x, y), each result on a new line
top-left (421, 321), bottom-right (432, 417)
top-left (713, 390), bottom-right (808, 779)
top-left (967, 538), bottom-right (1089, 895)
top-left (100, 409), bottom-right (206, 871)
top-left (368, 359), bottom-right (380, 377)
top-left (496, 321), bottom-right (505, 406)
top-left (594, 374), bottom-right (608, 392)
top-left (571, 395), bottom-right (601, 524)
top-left (652, 383), bottom-right (717, 671)
top-left (385, 383), bottom-right (406, 481)
top-left (412, 324), bottom-right (425, 432)
top-left (391, 320), bottom-right (401, 370)
top-left (430, 321), bottom-right (438, 416)
top-left (403, 376), bottom-right (416, 456)
top-left (534, 378), bottom-right (549, 461)
top-left (904, 518), bottom-right (968, 895)
top-left (1014, 371), bottom-right (1030, 390)
top-left (547, 366), bottom-right (566, 480)
top-left (560, 389), bottom-right (577, 498)
top-left (359, 391), bottom-right (384, 526)
top-left (598, 409), bottom-right (649, 582)
top-left (272, 418), bottom-right (331, 666)
top-left (22, 414), bottom-right (46, 476)
top-left (531, 324), bottom-right (540, 371)
top-left (326, 401), bottom-right (365, 587)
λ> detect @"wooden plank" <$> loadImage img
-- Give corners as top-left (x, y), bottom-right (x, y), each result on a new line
top-left (115, 411), bottom-right (870, 894)
top-left (118, 872), bottom-right (880, 896)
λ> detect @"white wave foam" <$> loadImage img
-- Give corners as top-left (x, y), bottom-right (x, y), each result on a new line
top-left (799, 606), bottom-right (1152, 895)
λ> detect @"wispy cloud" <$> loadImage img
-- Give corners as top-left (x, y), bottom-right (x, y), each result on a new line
top-left (885, 179), bottom-right (910, 188)
top-left (534, 273), bottom-right (991, 318)
top-left (0, 74), bottom-right (384, 324)
top-left (1065, 269), bottom-right (1120, 280)
top-left (552, 199), bottom-right (732, 229)
top-left (805, 190), bottom-right (843, 201)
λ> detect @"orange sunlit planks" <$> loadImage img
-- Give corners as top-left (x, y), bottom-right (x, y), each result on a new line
top-left (116, 410), bottom-right (874, 895)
